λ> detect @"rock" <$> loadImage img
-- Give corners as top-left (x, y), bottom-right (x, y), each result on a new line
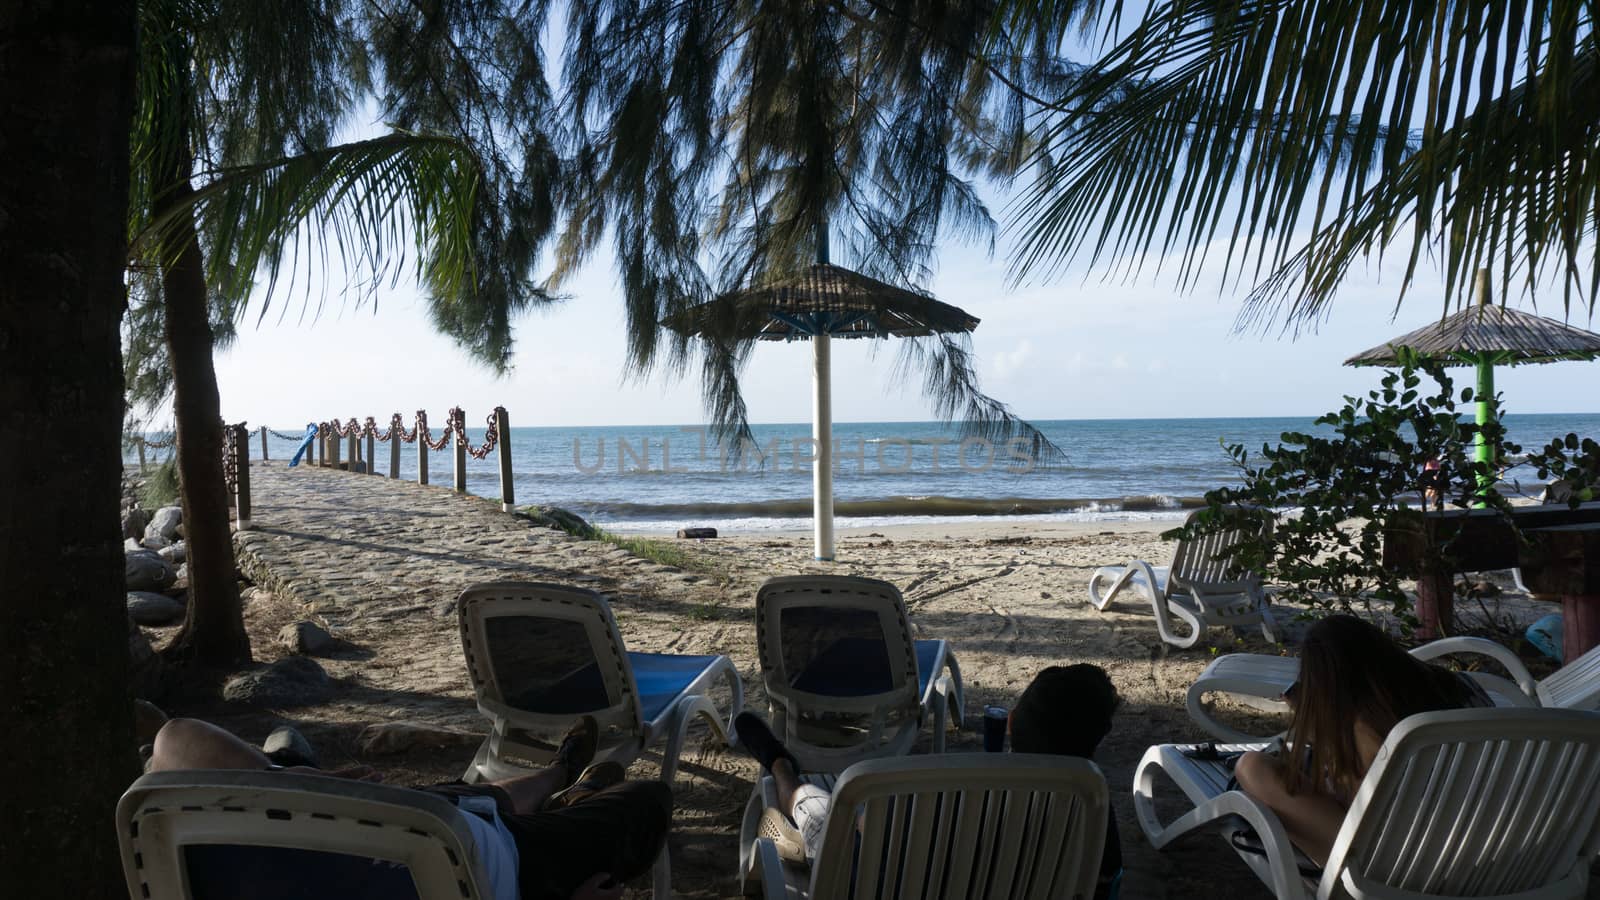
top-left (122, 507), bottom-right (150, 541)
top-left (357, 721), bottom-right (481, 756)
top-left (124, 538), bottom-right (143, 553)
top-left (222, 656), bottom-right (333, 707)
top-left (262, 725), bottom-right (319, 767)
top-left (133, 699), bottom-right (168, 745)
top-left (127, 591), bottom-right (185, 625)
top-left (128, 616), bottom-right (154, 667)
top-left (158, 541), bottom-right (186, 565)
top-left (519, 505), bottom-right (594, 537)
top-left (677, 527), bottom-right (718, 539)
top-left (125, 549), bottom-right (176, 591)
top-left (176, 563), bottom-right (188, 581)
top-left (145, 506), bottom-right (183, 542)
top-left (140, 534), bottom-right (170, 550)
top-left (278, 620), bottom-right (336, 655)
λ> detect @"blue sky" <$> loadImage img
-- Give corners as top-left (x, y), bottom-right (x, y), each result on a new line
top-left (209, 223), bottom-right (1598, 430)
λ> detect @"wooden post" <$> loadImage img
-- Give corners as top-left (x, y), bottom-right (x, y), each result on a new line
top-left (1414, 570), bottom-right (1454, 639)
top-left (454, 407), bottom-right (468, 493)
top-left (260, 427), bottom-right (268, 460)
top-left (418, 436), bottom-right (429, 485)
top-left (233, 424), bottom-right (252, 530)
top-left (389, 432), bottom-right (401, 478)
top-left (330, 429), bottom-right (341, 471)
top-left (496, 407), bottom-right (514, 512)
top-left (346, 432), bottom-right (357, 473)
top-left (137, 437), bottom-right (146, 473)
top-left (365, 432), bottom-right (376, 476)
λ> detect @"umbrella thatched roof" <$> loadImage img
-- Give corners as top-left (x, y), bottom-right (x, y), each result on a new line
top-left (1346, 303), bottom-right (1600, 367)
top-left (663, 263), bottom-right (979, 340)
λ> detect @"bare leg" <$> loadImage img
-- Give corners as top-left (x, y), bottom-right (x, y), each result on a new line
top-left (148, 718), bottom-right (272, 772)
top-left (769, 757), bottom-right (802, 814)
top-left (1234, 749), bottom-right (1348, 865)
top-left (487, 764), bottom-right (568, 815)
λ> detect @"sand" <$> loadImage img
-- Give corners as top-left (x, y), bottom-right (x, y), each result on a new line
top-left (157, 513), bottom-right (1565, 899)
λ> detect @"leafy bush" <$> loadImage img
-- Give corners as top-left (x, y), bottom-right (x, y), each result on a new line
top-left (1173, 360), bottom-right (1596, 628)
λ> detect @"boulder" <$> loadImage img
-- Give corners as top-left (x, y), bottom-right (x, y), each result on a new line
top-left (128, 616), bottom-right (154, 668)
top-left (519, 505), bottom-right (594, 537)
top-left (127, 591), bottom-right (185, 625)
top-left (262, 725), bottom-right (319, 767)
top-left (278, 620), bottom-right (336, 655)
top-left (124, 538), bottom-right (143, 554)
top-left (158, 541), bottom-right (186, 565)
top-left (122, 506), bottom-right (149, 541)
top-left (222, 656), bottom-right (333, 707)
top-left (140, 534), bottom-right (170, 550)
top-left (125, 549), bottom-right (176, 591)
top-left (357, 721), bottom-right (481, 756)
top-left (145, 506), bottom-right (182, 542)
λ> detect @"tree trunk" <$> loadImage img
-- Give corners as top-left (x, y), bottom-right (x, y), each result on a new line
top-left (154, 51), bottom-right (251, 667)
top-left (0, 0), bottom-right (141, 893)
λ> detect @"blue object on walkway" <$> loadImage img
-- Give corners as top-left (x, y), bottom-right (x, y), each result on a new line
top-left (287, 423), bottom-right (318, 468)
top-left (1527, 613), bottom-right (1564, 663)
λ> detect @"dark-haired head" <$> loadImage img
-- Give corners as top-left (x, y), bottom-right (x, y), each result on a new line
top-left (1010, 664), bottom-right (1120, 759)
top-left (1287, 614), bottom-right (1474, 793)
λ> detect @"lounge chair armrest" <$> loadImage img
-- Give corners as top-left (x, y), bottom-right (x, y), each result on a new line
top-left (749, 837), bottom-right (790, 900)
top-left (1133, 748), bottom-right (1309, 900)
top-left (1409, 637), bottom-right (1538, 699)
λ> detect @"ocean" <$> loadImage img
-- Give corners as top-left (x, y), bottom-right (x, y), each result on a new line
top-left (136, 414), bottom-right (1600, 532)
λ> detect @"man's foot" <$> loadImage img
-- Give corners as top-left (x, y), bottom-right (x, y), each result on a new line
top-left (545, 761), bottom-right (626, 810)
top-left (735, 712), bottom-right (801, 775)
top-left (555, 716), bottom-right (598, 787)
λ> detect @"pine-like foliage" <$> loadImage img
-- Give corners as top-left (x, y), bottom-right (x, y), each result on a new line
top-left (558, 0), bottom-right (1076, 457)
top-left (1009, 0), bottom-right (1598, 329)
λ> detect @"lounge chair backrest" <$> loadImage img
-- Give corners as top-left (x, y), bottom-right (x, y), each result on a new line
top-left (1323, 708), bottom-right (1600, 900)
top-left (458, 581), bottom-right (644, 742)
top-left (1537, 642), bottom-right (1600, 709)
top-left (1168, 507), bottom-right (1264, 595)
top-left (117, 770), bottom-right (489, 900)
top-left (807, 754), bottom-right (1109, 900)
top-left (756, 575), bottom-right (921, 721)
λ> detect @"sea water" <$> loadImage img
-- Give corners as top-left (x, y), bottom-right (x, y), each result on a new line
top-left (138, 414), bottom-right (1600, 533)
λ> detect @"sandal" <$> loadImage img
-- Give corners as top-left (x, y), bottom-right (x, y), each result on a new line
top-left (757, 807), bottom-right (808, 864)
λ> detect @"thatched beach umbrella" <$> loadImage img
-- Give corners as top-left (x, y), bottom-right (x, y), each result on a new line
top-left (664, 260), bottom-right (979, 561)
top-left (1346, 269), bottom-right (1600, 481)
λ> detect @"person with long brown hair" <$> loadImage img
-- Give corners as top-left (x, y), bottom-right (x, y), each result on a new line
top-left (1233, 614), bottom-right (1491, 865)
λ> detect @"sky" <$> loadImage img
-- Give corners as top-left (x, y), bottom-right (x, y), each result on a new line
top-left (206, 226), bottom-right (1598, 430)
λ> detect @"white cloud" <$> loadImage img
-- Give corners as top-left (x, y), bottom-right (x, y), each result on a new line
top-left (991, 340), bottom-right (1034, 380)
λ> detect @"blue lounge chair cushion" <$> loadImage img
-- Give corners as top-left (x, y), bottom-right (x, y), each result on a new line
top-left (629, 652), bottom-right (723, 724)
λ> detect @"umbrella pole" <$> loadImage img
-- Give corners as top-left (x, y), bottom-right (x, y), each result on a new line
top-left (813, 332), bottom-right (835, 561)
top-left (1472, 273), bottom-right (1495, 503)
top-left (1474, 353), bottom-right (1495, 501)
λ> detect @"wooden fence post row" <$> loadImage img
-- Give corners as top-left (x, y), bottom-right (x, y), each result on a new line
top-left (298, 409), bottom-right (517, 512)
top-left (233, 423), bottom-right (252, 531)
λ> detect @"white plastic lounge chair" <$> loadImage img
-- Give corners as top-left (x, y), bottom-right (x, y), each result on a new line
top-left (117, 769), bottom-right (672, 899)
top-left (458, 580), bottom-right (744, 783)
top-left (739, 754), bottom-right (1109, 900)
top-left (1086, 508), bottom-right (1277, 648)
top-left (1186, 637), bottom-right (1600, 742)
top-left (755, 574), bottom-right (964, 773)
top-left (1134, 708), bottom-right (1600, 900)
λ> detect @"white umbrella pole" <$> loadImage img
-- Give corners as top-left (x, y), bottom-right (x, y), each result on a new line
top-left (812, 332), bottom-right (835, 561)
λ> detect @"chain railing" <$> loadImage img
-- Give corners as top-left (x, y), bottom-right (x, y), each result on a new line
top-left (127, 406), bottom-right (517, 522)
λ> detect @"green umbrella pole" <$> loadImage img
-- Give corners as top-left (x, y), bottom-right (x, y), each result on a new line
top-left (1474, 352), bottom-right (1495, 501)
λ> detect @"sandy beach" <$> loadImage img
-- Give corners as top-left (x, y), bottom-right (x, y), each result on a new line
top-left (142, 464), bottom-right (1568, 900)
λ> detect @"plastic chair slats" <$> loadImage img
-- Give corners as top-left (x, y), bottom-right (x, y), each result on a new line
top-left (1540, 643), bottom-right (1600, 709)
top-left (1347, 718), bottom-right (1600, 898)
